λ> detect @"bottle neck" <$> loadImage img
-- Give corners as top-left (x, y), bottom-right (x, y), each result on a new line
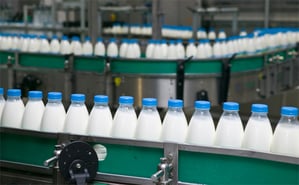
top-left (7, 96), bottom-right (21, 101)
top-left (29, 98), bottom-right (42, 102)
top-left (222, 110), bottom-right (239, 117)
top-left (142, 105), bottom-right (157, 112)
top-left (251, 112), bottom-right (268, 119)
top-left (71, 101), bottom-right (85, 106)
top-left (94, 102), bottom-right (108, 108)
top-left (279, 115), bottom-right (299, 124)
top-left (194, 108), bottom-right (210, 116)
top-left (48, 99), bottom-right (62, 104)
top-left (0, 95), bottom-right (4, 101)
top-left (168, 107), bottom-right (183, 113)
top-left (119, 103), bottom-right (134, 109)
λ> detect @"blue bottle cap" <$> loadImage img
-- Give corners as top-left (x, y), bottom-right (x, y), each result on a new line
top-left (281, 106), bottom-right (298, 116)
top-left (48, 92), bottom-right (62, 100)
top-left (94, 95), bottom-right (108, 103)
top-left (97, 37), bottom-right (103, 42)
top-left (188, 39), bottom-right (195, 43)
top-left (251, 104), bottom-right (268, 113)
top-left (7, 89), bottom-right (21, 97)
top-left (72, 36), bottom-right (80, 41)
top-left (195, 101), bottom-right (210, 110)
top-left (85, 36), bottom-right (91, 42)
top-left (71, 94), bottom-right (85, 102)
top-left (40, 35), bottom-right (47, 39)
top-left (142, 98), bottom-right (157, 106)
top-left (119, 96), bottom-right (134, 104)
top-left (223, 102), bottom-right (239, 111)
top-left (0, 87), bottom-right (3, 95)
top-left (110, 38), bottom-right (116, 42)
top-left (52, 35), bottom-right (58, 39)
top-left (28, 91), bottom-right (43, 99)
top-left (168, 99), bottom-right (183, 108)
top-left (61, 35), bottom-right (68, 40)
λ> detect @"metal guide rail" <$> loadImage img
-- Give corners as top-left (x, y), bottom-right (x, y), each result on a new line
top-left (0, 127), bottom-right (298, 185)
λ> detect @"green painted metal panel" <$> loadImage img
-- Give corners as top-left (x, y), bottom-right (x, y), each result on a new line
top-left (74, 56), bottom-right (105, 73)
top-left (185, 60), bottom-right (222, 74)
top-left (179, 151), bottom-right (299, 185)
top-left (19, 53), bottom-right (65, 69)
top-left (98, 143), bottom-right (163, 178)
top-left (0, 51), bottom-right (15, 64)
top-left (231, 56), bottom-right (264, 73)
top-left (0, 132), bottom-right (56, 166)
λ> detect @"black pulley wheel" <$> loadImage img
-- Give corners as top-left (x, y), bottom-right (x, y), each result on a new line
top-left (58, 141), bottom-right (98, 183)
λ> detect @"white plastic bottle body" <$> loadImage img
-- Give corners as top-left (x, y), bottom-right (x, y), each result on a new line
top-left (186, 43), bottom-right (197, 58)
top-left (1, 93), bottom-right (24, 128)
top-left (64, 102), bottom-right (89, 135)
top-left (87, 104), bottom-right (113, 137)
top-left (111, 105), bottom-right (137, 139)
top-left (161, 107), bottom-right (188, 143)
top-left (186, 110), bottom-right (215, 146)
top-left (176, 41), bottom-right (185, 59)
top-left (145, 42), bottom-right (154, 58)
top-left (40, 39), bottom-right (51, 53)
top-left (167, 41), bottom-right (177, 59)
top-left (242, 112), bottom-right (273, 152)
top-left (133, 41), bottom-right (141, 58)
top-left (153, 41), bottom-right (163, 59)
top-left (126, 42), bottom-right (136, 58)
top-left (107, 40), bottom-right (118, 57)
top-left (135, 100), bottom-right (162, 141)
top-left (82, 41), bottom-right (93, 56)
top-left (73, 41), bottom-right (83, 56)
top-left (40, 101), bottom-right (66, 132)
top-left (119, 41), bottom-right (128, 58)
top-left (50, 39), bottom-right (61, 54)
top-left (28, 36), bottom-right (40, 53)
top-left (21, 99), bottom-right (45, 131)
top-left (94, 41), bottom-right (106, 56)
top-left (21, 36), bottom-right (30, 52)
top-left (160, 41), bottom-right (168, 59)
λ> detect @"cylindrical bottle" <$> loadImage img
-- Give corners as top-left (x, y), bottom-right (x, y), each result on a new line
top-left (176, 39), bottom-right (186, 59)
top-left (50, 35), bottom-right (60, 54)
top-left (186, 39), bottom-right (197, 58)
top-left (167, 40), bottom-right (177, 59)
top-left (242, 104), bottom-right (273, 152)
top-left (107, 38), bottom-right (118, 57)
top-left (94, 37), bottom-right (106, 56)
top-left (82, 36), bottom-right (93, 56)
top-left (161, 99), bottom-right (188, 143)
top-left (64, 94), bottom-right (89, 135)
top-left (60, 35), bottom-right (71, 55)
top-left (39, 35), bottom-right (51, 53)
top-left (71, 36), bottom-right (83, 56)
top-left (145, 39), bottom-right (155, 58)
top-left (119, 39), bottom-right (128, 58)
top-left (28, 34), bottom-right (40, 53)
top-left (271, 106), bottom-right (299, 157)
top-left (1, 89), bottom-right (25, 128)
top-left (214, 102), bottom-right (244, 148)
top-left (87, 95), bottom-right (113, 137)
top-left (135, 98), bottom-right (162, 141)
top-left (111, 96), bottom-right (137, 139)
top-left (21, 91), bottom-right (45, 131)
top-left (186, 101), bottom-right (215, 146)
top-left (0, 88), bottom-right (6, 122)
top-left (40, 92), bottom-right (66, 132)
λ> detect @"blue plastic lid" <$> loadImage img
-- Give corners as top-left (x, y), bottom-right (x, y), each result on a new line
top-left (48, 92), bottom-right (62, 100)
top-left (168, 99), bottom-right (183, 108)
top-left (61, 35), bottom-right (68, 40)
top-left (188, 39), bottom-right (195, 43)
top-left (281, 106), bottom-right (298, 116)
top-left (195, 101), bottom-right (210, 109)
top-left (223, 102), bottom-right (239, 111)
top-left (251, 104), bottom-right (268, 113)
top-left (85, 36), bottom-right (91, 42)
top-left (142, 98), bottom-right (157, 106)
top-left (94, 95), bottom-right (108, 103)
top-left (40, 35), bottom-right (47, 39)
top-left (7, 89), bottom-right (21, 97)
top-left (0, 88), bottom-right (3, 95)
top-left (110, 38), bottom-right (116, 42)
top-left (119, 96), bottom-right (134, 104)
top-left (28, 91), bottom-right (42, 99)
top-left (71, 94), bottom-right (85, 102)
top-left (169, 40), bottom-right (175, 44)
top-left (97, 37), bottom-right (103, 42)
top-left (72, 36), bottom-right (80, 41)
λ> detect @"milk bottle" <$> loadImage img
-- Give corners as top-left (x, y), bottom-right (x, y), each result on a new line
top-left (186, 39), bottom-right (197, 58)
top-left (39, 35), bottom-right (50, 53)
top-left (87, 95), bottom-right (113, 137)
top-left (40, 92), bottom-right (66, 133)
top-left (50, 35), bottom-right (61, 54)
top-left (161, 99), bottom-right (188, 143)
top-left (94, 37), bottom-right (106, 56)
top-left (21, 91), bottom-right (45, 131)
top-left (64, 94), bottom-right (89, 135)
top-left (107, 38), bottom-right (118, 57)
top-left (28, 34), bottom-right (40, 53)
top-left (204, 39), bottom-right (213, 58)
top-left (208, 28), bottom-right (216, 40)
top-left (132, 39), bottom-right (141, 58)
top-left (71, 36), bottom-right (83, 56)
top-left (21, 34), bottom-right (30, 52)
top-left (239, 29), bottom-right (247, 36)
top-left (135, 98), bottom-right (162, 141)
top-left (60, 35), bottom-right (71, 55)
top-left (160, 40), bottom-right (168, 59)
top-left (153, 40), bottom-right (163, 59)
top-left (167, 40), bottom-right (177, 59)
top-left (212, 39), bottom-right (222, 58)
top-left (186, 101), bottom-right (215, 146)
top-left (242, 104), bottom-right (273, 152)
top-left (218, 29), bottom-right (227, 39)
top-left (119, 39), bottom-right (128, 58)
top-left (176, 40), bottom-right (185, 59)
top-left (1, 89), bottom-right (25, 128)
top-left (0, 88), bottom-right (5, 122)
top-left (197, 28), bottom-right (207, 39)
top-left (214, 102), bottom-right (244, 148)
top-left (145, 39), bottom-right (155, 58)
top-left (111, 96), bottom-right (137, 139)
top-left (271, 106), bottom-right (299, 157)
top-left (11, 34), bottom-right (19, 51)
top-left (126, 39), bottom-right (135, 58)
top-left (82, 36), bottom-right (93, 56)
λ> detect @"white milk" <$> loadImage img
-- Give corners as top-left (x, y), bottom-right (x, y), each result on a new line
top-left (196, 42), bottom-right (206, 59)
top-left (242, 104), bottom-right (273, 152)
top-left (21, 91), bottom-right (45, 131)
top-left (167, 40), bottom-right (177, 59)
top-left (82, 37), bottom-right (93, 56)
top-left (186, 40), bottom-right (197, 58)
top-left (271, 107), bottom-right (299, 157)
top-left (50, 35), bottom-right (61, 54)
top-left (135, 98), bottom-right (162, 141)
top-left (21, 35), bottom-right (30, 52)
top-left (40, 92), bottom-right (66, 133)
top-left (119, 39), bottom-right (129, 58)
top-left (125, 40), bottom-right (135, 58)
top-left (60, 36), bottom-right (71, 55)
top-left (94, 38), bottom-right (106, 56)
top-left (160, 40), bottom-right (168, 59)
top-left (218, 29), bottom-right (227, 39)
top-left (64, 94), bottom-right (89, 135)
top-left (71, 37), bottom-right (83, 56)
top-left (107, 38), bottom-right (118, 57)
top-left (161, 99), bottom-right (188, 143)
top-left (214, 102), bottom-right (244, 148)
top-left (176, 40), bottom-right (185, 59)
top-left (111, 96), bottom-right (137, 139)
top-left (87, 95), bottom-right (113, 137)
top-left (186, 101), bottom-right (215, 146)
top-left (28, 35), bottom-right (40, 53)
top-left (39, 35), bottom-right (51, 53)
top-left (132, 39), bottom-right (141, 58)
top-left (1, 89), bottom-right (24, 128)
top-left (208, 29), bottom-right (216, 40)
top-left (0, 88), bottom-right (5, 122)
top-left (145, 40), bottom-right (155, 58)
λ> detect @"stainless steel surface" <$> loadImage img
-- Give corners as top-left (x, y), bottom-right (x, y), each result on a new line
top-left (0, 160), bottom-right (53, 175)
top-left (152, 0), bottom-right (163, 40)
top-left (264, 0), bottom-right (270, 28)
top-left (96, 172), bottom-right (154, 185)
top-left (163, 143), bottom-right (179, 185)
top-left (0, 170), bottom-right (53, 185)
top-left (151, 156), bottom-right (173, 184)
top-left (88, 0), bottom-right (99, 45)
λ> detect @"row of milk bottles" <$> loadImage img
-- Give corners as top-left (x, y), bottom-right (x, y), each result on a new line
top-left (0, 88), bottom-right (298, 158)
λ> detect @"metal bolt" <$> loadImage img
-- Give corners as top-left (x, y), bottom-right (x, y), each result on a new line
top-left (76, 163), bottom-right (81, 169)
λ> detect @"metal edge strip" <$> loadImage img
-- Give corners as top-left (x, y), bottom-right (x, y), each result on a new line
top-left (0, 160), bottom-right (53, 175)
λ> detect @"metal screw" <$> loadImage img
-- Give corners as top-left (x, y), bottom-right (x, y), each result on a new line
top-left (76, 163), bottom-right (81, 169)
